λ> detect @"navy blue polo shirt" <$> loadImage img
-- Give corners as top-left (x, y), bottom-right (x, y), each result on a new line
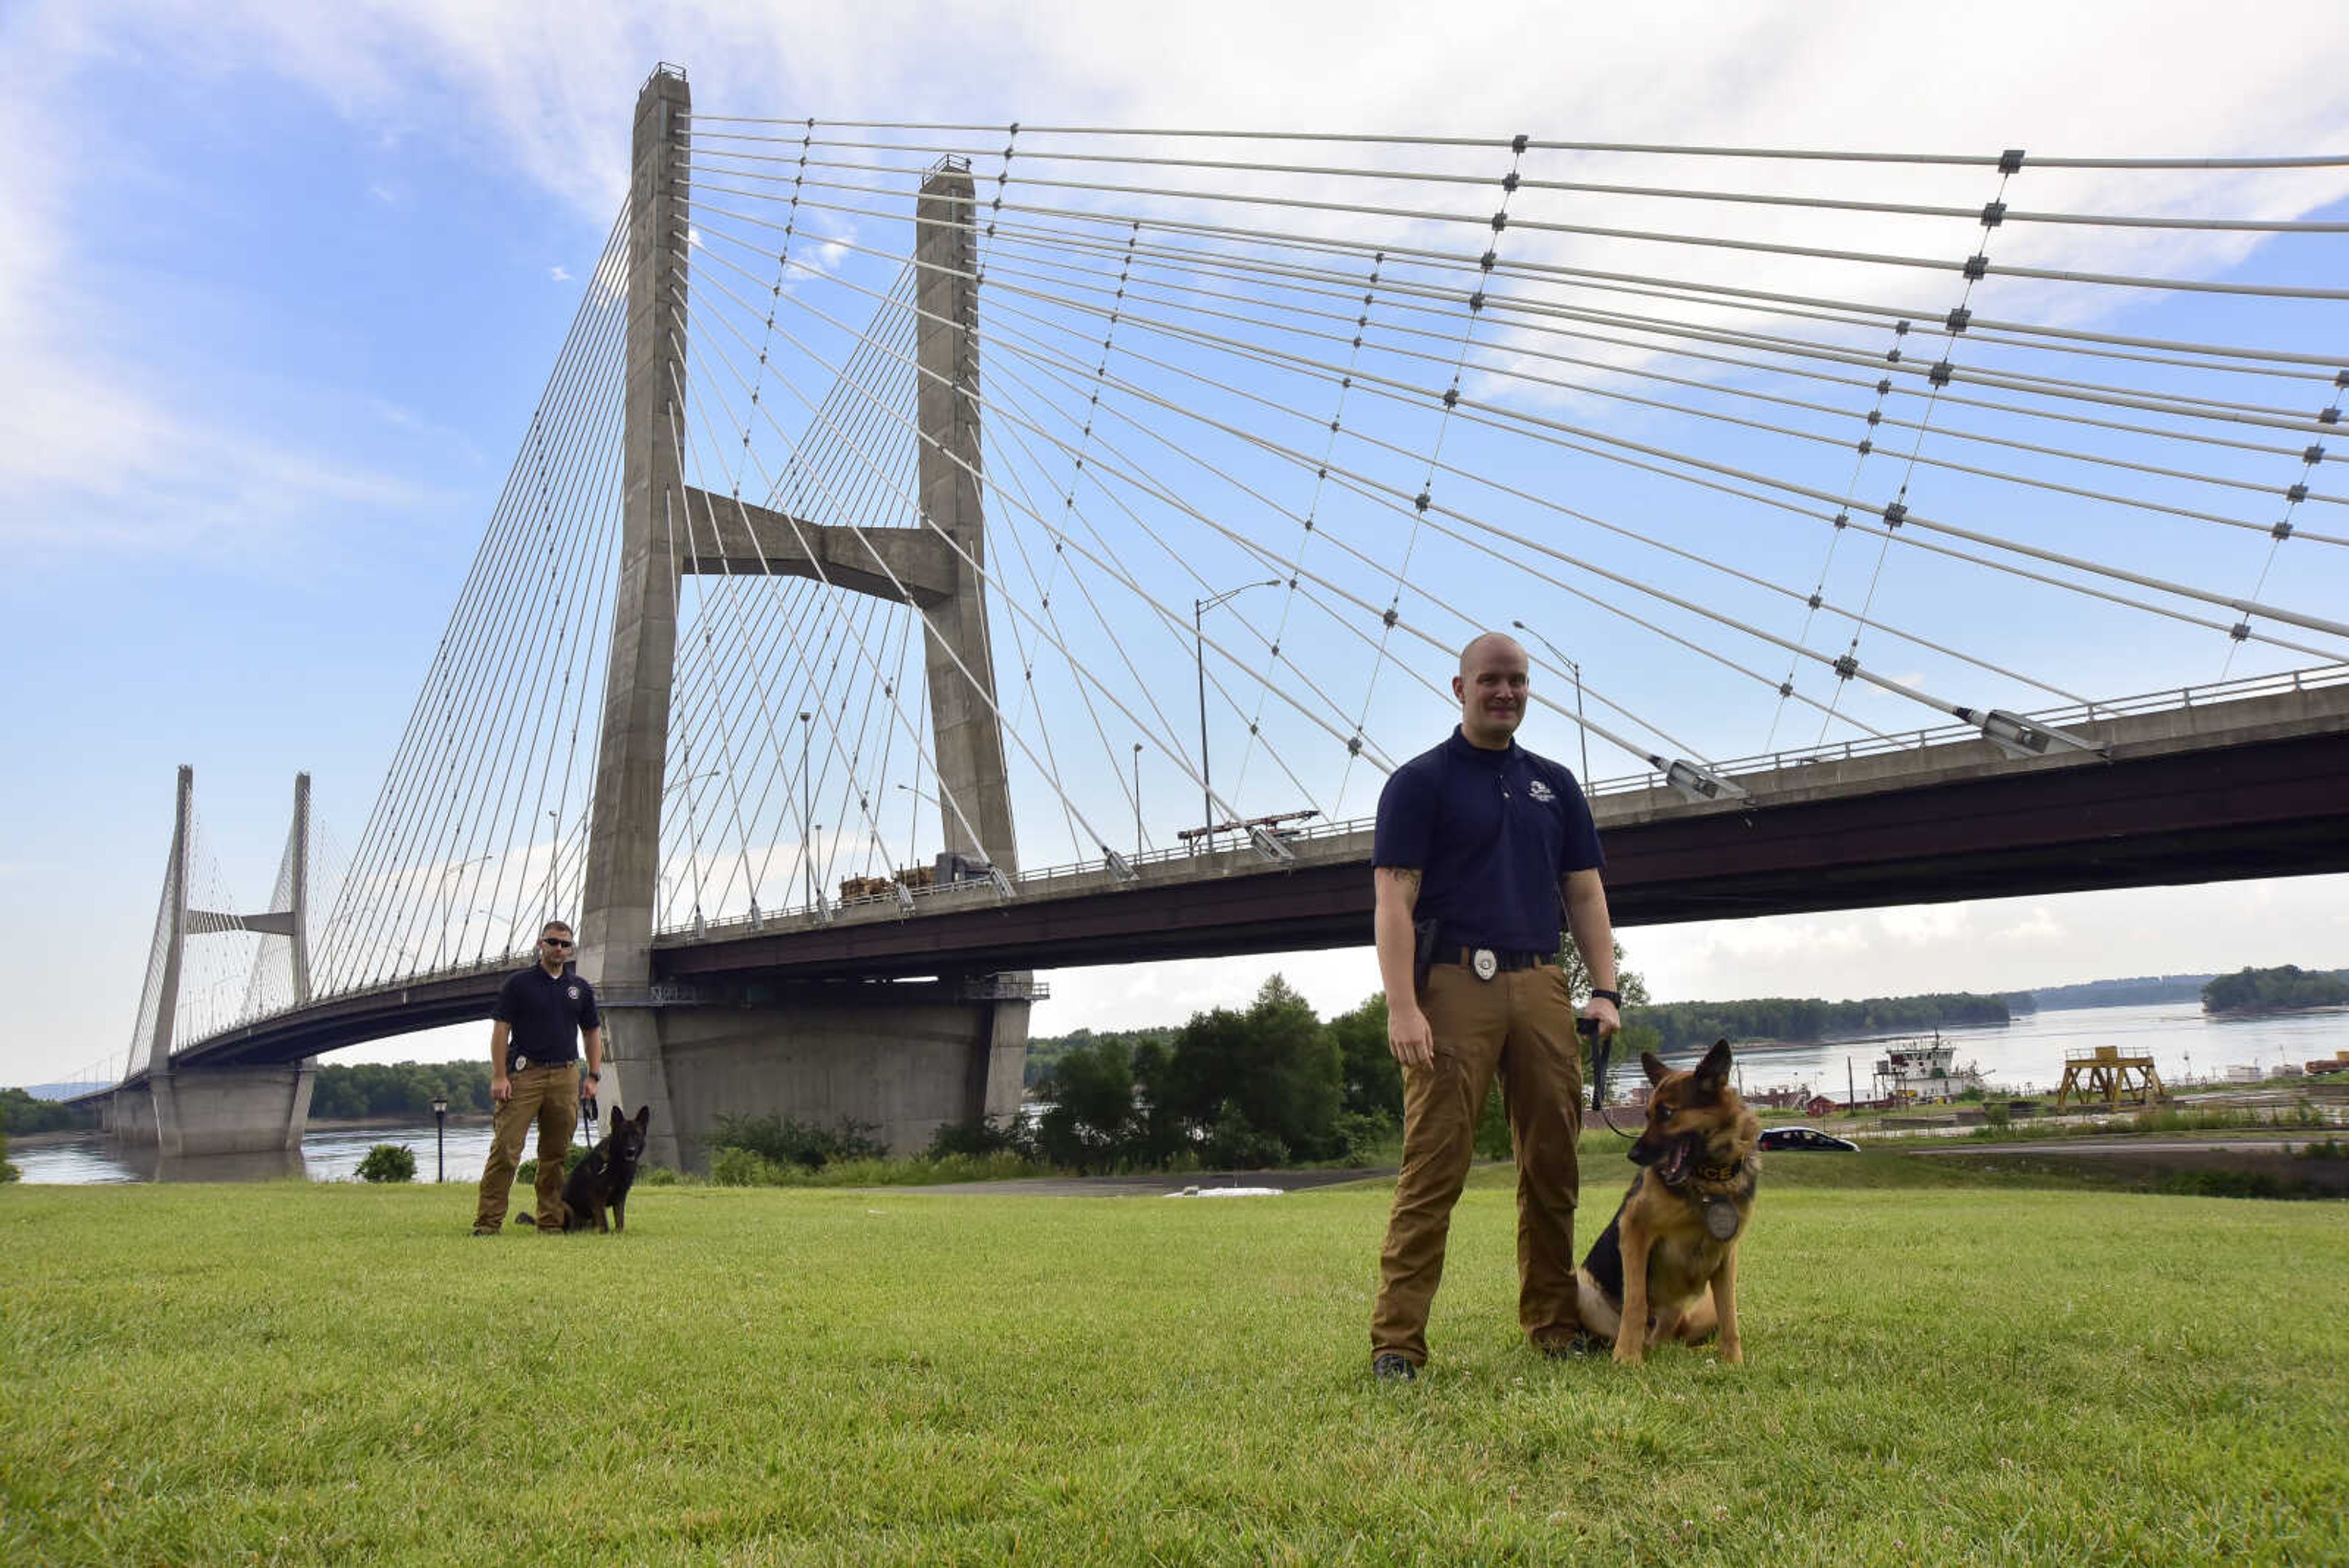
top-left (492, 964), bottom-right (602, 1066)
top-left (1373, 727), bottom-right (1605, 953)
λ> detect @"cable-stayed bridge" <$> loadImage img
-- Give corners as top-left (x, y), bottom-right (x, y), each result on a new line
top-left (84, 65), bottom-right (2349, 1168)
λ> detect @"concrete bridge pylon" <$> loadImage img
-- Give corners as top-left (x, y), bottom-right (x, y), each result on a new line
top-left (107, 766), bottom-right (318, 1156)
top-left (579, 66), bottom-right (1028, 1171)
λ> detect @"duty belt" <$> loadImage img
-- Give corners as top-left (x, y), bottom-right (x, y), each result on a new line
top-left (507, 1054), bottom-right (579, 1073)
top-left (1448, 947), bottom-right (1551, 980)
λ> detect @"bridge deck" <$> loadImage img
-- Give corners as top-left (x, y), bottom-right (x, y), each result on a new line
top-left (98, 674), bottom-right (2349, 1088)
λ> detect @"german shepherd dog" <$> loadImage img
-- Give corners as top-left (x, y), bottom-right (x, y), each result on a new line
top-left (1574, 1040), bottom-right (1760, 1364)
top-left (518, 1104), bottom-right (651, 1234)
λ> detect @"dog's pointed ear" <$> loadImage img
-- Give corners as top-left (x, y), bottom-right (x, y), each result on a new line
top-left (1694, 1039), bottom-right (1733, 1092)
top-left (608, 1104), bottom-right (625, 1131)
top-left (1641, 1050), bottom-right (1671, 1086)
top-left (634, 1104), bottom-right (652, 1128)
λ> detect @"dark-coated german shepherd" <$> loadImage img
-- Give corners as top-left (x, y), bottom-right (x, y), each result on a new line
top-left (1574, 1039), bottom-right (1760, 1364)
top-left (519, 1104), bottom-right (651, 1234)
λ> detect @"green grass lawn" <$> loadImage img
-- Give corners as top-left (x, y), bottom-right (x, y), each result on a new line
top-left (4, 1164), bottom-right (2344, 1566)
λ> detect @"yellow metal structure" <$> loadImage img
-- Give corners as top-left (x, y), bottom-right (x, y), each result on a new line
top-left (2054, 1045), bottom-right (2165, 1110)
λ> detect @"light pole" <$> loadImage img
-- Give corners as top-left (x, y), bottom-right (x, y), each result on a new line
top-left (1511, 619), bottom-right (1591, 785)
top-left (895, 781), bottom-right (937, 878)
top-left (430, 1093), bottom-right (448, 1183)
top-left (1195, 578), bottom-right (1280, 850)
top-left (797, 712), bottom-right (814, 910)
top-left (1132, 742), bottom-right (1145, 859)
top-left (431, 854), bottom-right (493, 971)
top-left (544, 809), bottom-right (560, 922)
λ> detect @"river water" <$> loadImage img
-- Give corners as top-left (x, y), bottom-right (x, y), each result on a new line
top-left (12, 1118), bottom-right (506, 1187)
top-left (12, 1003), bottom-right (2347, 1184)
top-left (1717, 1000), bottom-right (2349, 1104)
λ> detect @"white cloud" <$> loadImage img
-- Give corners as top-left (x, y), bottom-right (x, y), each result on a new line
top-left (1878, 905), bottom-right (1969, 946)
top-left (1987, 906), bottom-right (2066, 948)
top-left (0, 2), bottom-right (436, 559)
top-left (550, 264), bottom-right (573, 281)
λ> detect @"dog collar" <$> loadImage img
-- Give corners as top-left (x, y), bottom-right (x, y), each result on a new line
top-left (1693, 1154), bottom-right (1748, 1184)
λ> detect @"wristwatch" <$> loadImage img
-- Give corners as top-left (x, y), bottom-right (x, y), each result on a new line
top-left (1589, 987), bottom-right (1622, 1006)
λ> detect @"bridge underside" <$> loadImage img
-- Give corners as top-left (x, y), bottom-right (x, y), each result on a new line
top-left (659, 720), bottom-right (2349, 979)
top-left (110, 714), bottom-right (2346, 1094)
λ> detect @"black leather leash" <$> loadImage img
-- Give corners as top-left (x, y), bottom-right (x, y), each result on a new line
top-left (1581, 1016), bottom-right (1637, 1140)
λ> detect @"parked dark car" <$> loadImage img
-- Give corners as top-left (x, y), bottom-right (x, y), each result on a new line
top-left (1757, 1126), bottom-right (1860, 1153)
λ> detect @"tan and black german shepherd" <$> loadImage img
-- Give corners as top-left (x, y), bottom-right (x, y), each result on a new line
top-left (1574, 1039), bottom-right (1760, 1364)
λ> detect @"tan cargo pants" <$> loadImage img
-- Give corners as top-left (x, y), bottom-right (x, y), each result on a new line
top-left (472, 1064), bottom-right (581, 1232)
top-left (1370, 960), bottom-right (1585, 1365)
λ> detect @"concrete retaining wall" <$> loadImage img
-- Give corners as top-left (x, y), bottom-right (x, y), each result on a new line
top-left (612, 991), bottom-right (1028, 1172)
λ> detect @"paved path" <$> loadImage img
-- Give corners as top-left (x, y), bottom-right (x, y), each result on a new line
top-left (874, 1168), bottom-right (1396, 1198)
top-left (1908, 1137), bottom-right (2330, 1157)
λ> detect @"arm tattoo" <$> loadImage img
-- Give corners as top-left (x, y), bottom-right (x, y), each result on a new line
top-left (1379, 867), bottom-right (1423, 912)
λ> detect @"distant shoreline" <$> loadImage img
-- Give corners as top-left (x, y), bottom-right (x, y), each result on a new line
top-left (2203, 1003), bottom-right (2349, 1021)
top-left (10, 1113), bottom-right (494, 1150)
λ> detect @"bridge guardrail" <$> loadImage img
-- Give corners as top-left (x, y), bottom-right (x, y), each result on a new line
top-left (1581, 661), bottom-right (2349, 797)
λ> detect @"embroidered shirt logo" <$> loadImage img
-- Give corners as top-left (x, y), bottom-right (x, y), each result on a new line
top-left (1527, 778), bottom-right (1557, 804)
top-left (566, 986), bottom-right (581, 1000)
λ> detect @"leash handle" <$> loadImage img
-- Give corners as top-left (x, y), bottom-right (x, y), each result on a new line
top-left (1579, 1015), bottom-right (1639, 1140)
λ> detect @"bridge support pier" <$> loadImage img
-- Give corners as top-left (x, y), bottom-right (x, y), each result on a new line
top-left (108, 1062), bottom-right (316, 1157)
top-left (582, 69), bottom-right (1029, 1170)
top-left (615, 984), bottom-right (1026, 1172)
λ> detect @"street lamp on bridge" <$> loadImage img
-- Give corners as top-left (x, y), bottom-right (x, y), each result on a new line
top-left (798, 712), bottom-right (815, 911)
top-left (1132, 741), bottom-right (1144, 860)
top-left (1512, 620), bottom-right (1592, 787)
top-left (1195, 579), bottom-right (1280, 850)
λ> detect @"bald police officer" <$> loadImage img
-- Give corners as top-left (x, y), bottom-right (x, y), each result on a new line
top-left (1368, 631), bottom-right (1620, 1380)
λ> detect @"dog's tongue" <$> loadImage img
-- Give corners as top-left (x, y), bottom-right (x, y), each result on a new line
top-left (1662, 1139), bottom-right (1691, 1184)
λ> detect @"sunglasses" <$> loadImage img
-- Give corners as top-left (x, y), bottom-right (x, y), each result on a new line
top-left (541, 937), bottom-right (574, 948)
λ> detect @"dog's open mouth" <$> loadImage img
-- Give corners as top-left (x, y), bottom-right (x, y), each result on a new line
top-left (1658, 1134), bottom-right (1697, 1186)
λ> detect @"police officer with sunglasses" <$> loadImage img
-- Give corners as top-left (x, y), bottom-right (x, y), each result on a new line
top-left (470, 920), bottom-right (604, 1234)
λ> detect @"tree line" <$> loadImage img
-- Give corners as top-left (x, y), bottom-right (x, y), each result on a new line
top-left (0, 1063), bottom-right (494, 1136)
top-left (930, 956), bottom-right (2027, 1173)
top-left (308, 1061), bottom-right (495, 1121)
top-left (1033, 976), bottom-right (1393, 1172)
top-left (1631, 992), bottom-right (2010, 1050)
top-left (1027, 940), bottom-right (1658, 1173)
top-left (0, 1088), bottom-right (90, 1137)
top-left (2202, 965), bottom-right (2349, 1016)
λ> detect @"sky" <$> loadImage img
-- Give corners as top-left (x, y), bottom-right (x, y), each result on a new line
top-left (4, 1), bottom-right (2348, 1088)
